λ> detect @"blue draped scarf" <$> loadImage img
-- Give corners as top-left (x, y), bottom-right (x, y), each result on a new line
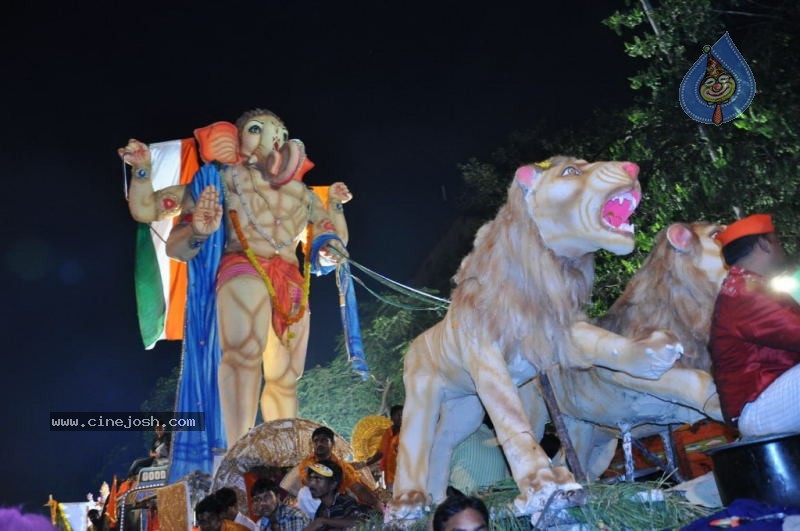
top-left (311, 233), bottom-right (369, 379)
top-left (168, 163), bottom-right (227, 483)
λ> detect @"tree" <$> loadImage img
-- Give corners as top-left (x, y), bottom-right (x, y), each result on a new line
top-left (603, 0), bottom-right (800, 243)
top-left (298, 294), bottom-right (443, 438)
top-left (457, 0), bottom-right (800, 313)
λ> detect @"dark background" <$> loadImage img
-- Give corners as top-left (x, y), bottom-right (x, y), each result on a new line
top-left (0, 0), bottom-right (635, 509)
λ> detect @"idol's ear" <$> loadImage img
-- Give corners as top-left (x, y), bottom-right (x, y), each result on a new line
top-left (193, 121), bottom-right (242, 164)
top-left (666, 223), bottom-right (694, 252)
top-left (514, 164), bottom-right (543, 194)
top-left (293, 157), bottom-right (315, 182)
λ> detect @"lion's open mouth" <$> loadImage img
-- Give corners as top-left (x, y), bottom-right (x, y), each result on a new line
top-left (601, 189), bottom-right (641, 234)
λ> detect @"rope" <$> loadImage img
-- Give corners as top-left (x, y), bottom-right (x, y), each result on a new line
top-left (324, 245), bottom-right (450, 311)
top-left (350, 274), bottom-right (447, 311)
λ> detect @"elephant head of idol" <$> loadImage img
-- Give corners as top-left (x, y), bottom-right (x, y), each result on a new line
top-left (194, 108), bottom-right (312, 187)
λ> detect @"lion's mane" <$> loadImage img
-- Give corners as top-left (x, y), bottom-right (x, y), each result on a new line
top-left (597, 223), bottom-right (720, 371)
top-left (451, 166), bottom-right (595, 369)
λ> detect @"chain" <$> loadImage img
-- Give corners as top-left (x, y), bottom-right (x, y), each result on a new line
top-left (229, 166), bottom-right (297, 251)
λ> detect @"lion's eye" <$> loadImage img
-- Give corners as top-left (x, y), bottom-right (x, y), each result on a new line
top-left (561, 166), bottom-right (582, 176)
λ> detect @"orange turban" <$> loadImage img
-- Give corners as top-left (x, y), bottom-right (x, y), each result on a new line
top-left (716, 214), bottom-right (775, 246)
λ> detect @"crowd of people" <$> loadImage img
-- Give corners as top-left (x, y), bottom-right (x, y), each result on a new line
top-left (195, 424), bottom-right (392, 531)
top-left (196, 471), bottom-right (489, 531)
top-left (191, 414), bottom-right (494, 530)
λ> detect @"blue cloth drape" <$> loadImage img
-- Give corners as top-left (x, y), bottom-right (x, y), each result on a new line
top-left (310, 233), bottom-right (369, 379)
top-left (337, 262), bottom-right (369, 379)
top-left (168, 163), bottom-right (227, 483)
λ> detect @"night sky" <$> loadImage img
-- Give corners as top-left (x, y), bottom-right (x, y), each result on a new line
top-left (1, 1), bottom-right (636, 510)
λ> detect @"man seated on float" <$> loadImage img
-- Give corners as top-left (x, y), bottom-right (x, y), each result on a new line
top-left (196, 492), bottom-right (252, 531)
top-left (127, 424), bottom-right (170, 479)
top-left (251, 477), bottom-right (309, 531)
top-left (215, 487), bottom-right (258, 530)
top-left (710, 214), bottom-right (800, 437)
top-left (305, 461), bottom-right (374, 531)
top-left (195, 495), bottom-right (225, 531)
top-left (294, 427), bottom-right (381, 516)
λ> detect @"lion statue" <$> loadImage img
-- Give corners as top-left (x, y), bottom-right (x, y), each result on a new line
top-left (521, 222), bottom-right (727, 479)
top-left (388, 157), bottom-right (683, 519)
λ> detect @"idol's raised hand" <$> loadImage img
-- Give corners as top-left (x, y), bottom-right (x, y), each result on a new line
top-left (117, 139), bottom-right (151, 167)
top-left (192, 185), bottom-right (223, 237)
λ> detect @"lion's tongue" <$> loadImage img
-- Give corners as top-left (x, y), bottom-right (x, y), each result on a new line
top-left (602, 192), bottom-right (638, 228)
top-left (603, 202), bottom-right (629, 228)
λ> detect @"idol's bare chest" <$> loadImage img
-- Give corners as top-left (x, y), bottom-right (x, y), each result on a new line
top-left (223, 166), bottom-right (309, 218)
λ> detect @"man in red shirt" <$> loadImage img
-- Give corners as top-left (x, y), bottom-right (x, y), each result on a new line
top-left (710, 214), bottom-right (800, 437)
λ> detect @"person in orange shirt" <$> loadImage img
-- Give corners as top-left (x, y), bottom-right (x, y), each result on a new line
top-left (296, 427), bottom-right (381, 516)
top-left (360, 405), bottom-right (403, 491)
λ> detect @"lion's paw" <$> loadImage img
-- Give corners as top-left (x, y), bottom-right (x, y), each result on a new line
top-left (512, 466), bottom-right (583, 515)
top-left (629, 330), bottom-right (683, 379)
top-left (385, 490), bottom-right (430, 522)
top-left (514, 482), bottom-right (584, 516)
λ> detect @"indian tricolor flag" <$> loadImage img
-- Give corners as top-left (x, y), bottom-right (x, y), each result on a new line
top-left (134, 139), bottom-right (199, 349)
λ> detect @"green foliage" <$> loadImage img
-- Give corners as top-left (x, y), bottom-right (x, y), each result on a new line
top-left (298, 294), bottom-right (443, 438)
top-left (457, 158), bottom-right (507, 215)
top-left (602, 0), bottom-right (800, 258)
top-left (297, 354), bottom-right (379, 438)
top-left (368, 478), bottom-right (711, 530)
top-left (458, 0), bottom-right (800, 316)
top-left (140, 364), bottom-right (180, 414)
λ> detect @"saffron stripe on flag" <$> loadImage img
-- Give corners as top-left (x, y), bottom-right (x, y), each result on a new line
top-left (164, 138), bottom-right (199, 339)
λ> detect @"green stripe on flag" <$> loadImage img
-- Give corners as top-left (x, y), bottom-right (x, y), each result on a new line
top-left (134, 223), bottom-right (166, 348)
